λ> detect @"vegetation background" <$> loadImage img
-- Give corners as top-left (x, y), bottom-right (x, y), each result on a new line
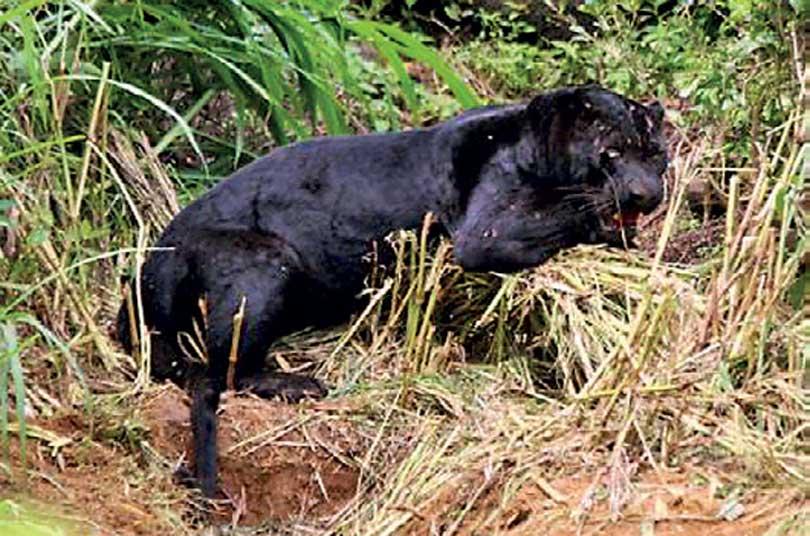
top-left (0, 0), bottom-right (806, 534)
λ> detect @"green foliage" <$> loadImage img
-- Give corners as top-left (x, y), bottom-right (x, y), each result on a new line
top-left (0, 200), bottom-right (14, 229)
top-left (1, 0), bottom-right (477, 191)
top-left (0, 500), bottom-right (81, 536)
top-left (346, 18), bottom-right (476, 126)
top-left (346, 44), bottom-right (463, 131)
top-left (0, 323), bottom-right (26, 470)
top-left (454, 0), bottom-right (797, 160)
top-left (83, 1), bottom-right (475, 163)
top-left (0, 312), bottom-right (90, 475)
top-left (469, 1), bottom-right (536, 41)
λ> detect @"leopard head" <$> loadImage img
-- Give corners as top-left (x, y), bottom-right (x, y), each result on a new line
top-left (527, 85), bottom-right (668, 246)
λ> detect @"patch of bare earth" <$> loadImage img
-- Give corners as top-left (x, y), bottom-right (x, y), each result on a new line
top-left (1, 384), bottom-right (365, 534)
top-left (142, 385), bottom-right (361, 526)
top-left (638, 217), bottom-right (726, 265)
top-left (1, 413), bottom-right (182, 535)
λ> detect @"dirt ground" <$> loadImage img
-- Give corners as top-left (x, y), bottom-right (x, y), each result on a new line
top-left (1, 384), bottom-right (806, 535)
top-left (143, 386), bottom-right (363, 526)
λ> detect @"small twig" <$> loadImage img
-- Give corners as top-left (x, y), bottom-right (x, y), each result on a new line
top-left (124, 285), bottom-right (140, 360)
top-left (314, 469), bottom-right (330, 502)
top-left (1, 204), bottom-right (19, 258)
top-left (226, 296), bottom-right (247, 391)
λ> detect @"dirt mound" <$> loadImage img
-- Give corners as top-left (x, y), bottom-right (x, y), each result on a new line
top-left (142, 385), bottom-right (361, 525)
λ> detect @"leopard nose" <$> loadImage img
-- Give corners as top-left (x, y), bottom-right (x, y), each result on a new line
top-left (627, 176), bottom-right (663, 214)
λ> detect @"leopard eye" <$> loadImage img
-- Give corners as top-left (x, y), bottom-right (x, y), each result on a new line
top-left (605, 149), bottom-right (621, 159)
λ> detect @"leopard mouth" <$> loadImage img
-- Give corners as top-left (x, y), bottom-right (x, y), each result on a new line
top-left (596, 209), bottom-right (642, 246)
top-left (611, 209), bottom-right (641, 229)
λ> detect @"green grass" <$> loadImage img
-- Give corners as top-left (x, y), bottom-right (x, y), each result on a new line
top-left (0, 499), bottom-right (82, 536)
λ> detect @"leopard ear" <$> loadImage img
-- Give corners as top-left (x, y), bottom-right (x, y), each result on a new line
top-left (527, 88), bottom-right (576, 122)
top-left (527, 88), bottom-right (581, 138)
top-left (527, 85), bottom-right (603, 125)
top-left (523, 88), bottom-right (588, 176)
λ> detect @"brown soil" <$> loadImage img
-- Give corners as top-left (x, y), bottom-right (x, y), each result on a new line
top-left (142, 385), bottom-right (361, 525)
top-left (1, 384), bottom-right (364, 534)
top-left (2, 386), bottom-right (805, 535)
top-left (1, 415), bottom-right (181, 535)
top-left (637, 217), bottom-right (726, 265)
